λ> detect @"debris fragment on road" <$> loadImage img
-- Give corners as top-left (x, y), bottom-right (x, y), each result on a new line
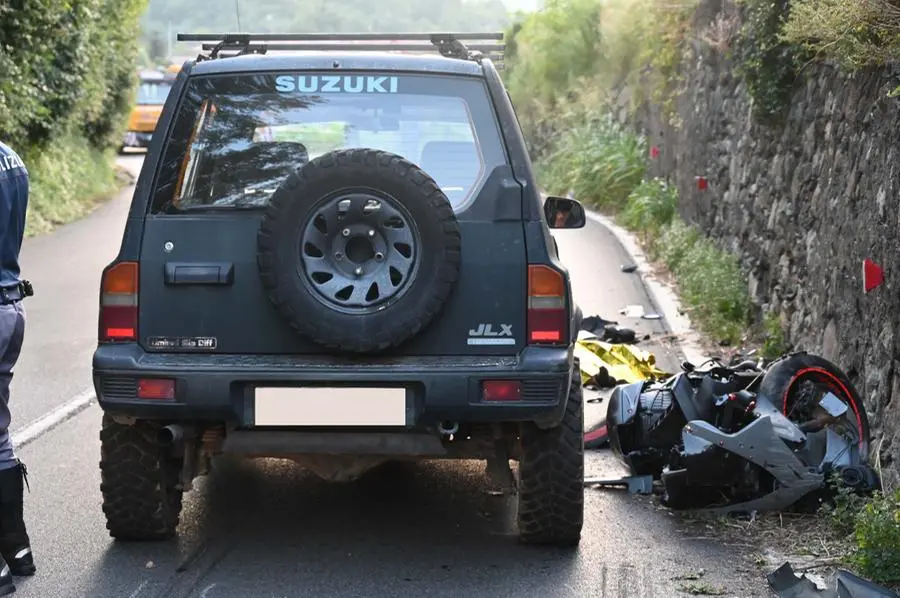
top-left (619, 304), bottom-right (645, 318)
top-left (583, 474), bottom-right (653, 495)
top-left (580, 314), bottom-right (638, 344)
top-left (767, 562), bottom-right (899, 598)
top-left (621, 264), bottom-right (638, 273)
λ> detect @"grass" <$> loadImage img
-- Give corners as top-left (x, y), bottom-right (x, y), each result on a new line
top-left (24, 133), bottom-right (128, 237)
top-left (647, 219), bottom-right (750, 345)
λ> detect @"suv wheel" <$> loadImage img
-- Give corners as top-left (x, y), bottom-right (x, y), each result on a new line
top-left (99, 415), bottom-right (184, 541)
top-left (516, 359), bottom-right (585, 546)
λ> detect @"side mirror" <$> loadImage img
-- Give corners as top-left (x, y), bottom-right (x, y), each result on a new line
top-left (544, 196), bottom-right (586, 229)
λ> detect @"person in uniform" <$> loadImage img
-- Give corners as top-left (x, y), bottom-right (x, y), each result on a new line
top-left (0, 141), bottom-right (36, 595)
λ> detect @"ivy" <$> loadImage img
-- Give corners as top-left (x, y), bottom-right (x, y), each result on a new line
top-left (732, 0), bottom-right (809, 122)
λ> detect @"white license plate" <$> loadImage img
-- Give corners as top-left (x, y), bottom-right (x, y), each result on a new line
top-left (253, 386), bottom-right (407, 427)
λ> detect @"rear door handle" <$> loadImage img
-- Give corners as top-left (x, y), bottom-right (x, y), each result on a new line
top-left (164, 262), bottom-right (235, 285)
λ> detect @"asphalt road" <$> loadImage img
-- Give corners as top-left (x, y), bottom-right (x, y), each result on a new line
top-left (9, 155), bottom-right (772, 598)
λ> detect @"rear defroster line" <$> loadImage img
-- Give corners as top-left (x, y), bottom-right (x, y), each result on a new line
top-left (10, 388), bottom-right (95, 450)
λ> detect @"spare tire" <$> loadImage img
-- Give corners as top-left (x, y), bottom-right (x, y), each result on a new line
top-left (257, 148), bottom-right (461, 353)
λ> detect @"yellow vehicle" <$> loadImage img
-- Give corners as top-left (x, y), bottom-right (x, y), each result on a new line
top-left (120, 67), bottom-right (178, 152)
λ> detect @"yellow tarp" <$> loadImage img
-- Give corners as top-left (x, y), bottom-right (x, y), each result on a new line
top-left (575, 334), bottom-right (669, 386)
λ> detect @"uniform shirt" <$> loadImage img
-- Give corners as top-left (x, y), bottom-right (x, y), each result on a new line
top-left (0, 142), bottom-right (28, 289)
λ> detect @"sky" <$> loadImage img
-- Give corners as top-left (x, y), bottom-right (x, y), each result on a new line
top-left (501, 0), bottom-right (542, 10)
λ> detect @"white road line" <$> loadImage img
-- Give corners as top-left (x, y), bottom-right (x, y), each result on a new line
top-left (127, 580), bottom-right (149, 598)
top-left (10, 388), bottom-right (95, 449)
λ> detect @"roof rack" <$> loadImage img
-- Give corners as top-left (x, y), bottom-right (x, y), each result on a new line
top-left (176, 32), bottom-right (505, 66)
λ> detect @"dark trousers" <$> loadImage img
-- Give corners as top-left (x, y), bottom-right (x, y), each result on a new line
top-left (0, 302), bottom-right (25, 471)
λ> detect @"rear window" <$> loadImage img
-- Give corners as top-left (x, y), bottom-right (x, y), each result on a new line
top-left (149, 72), bottom-right (507, 214)
top-left (137, 80), bottom-right (173, 105)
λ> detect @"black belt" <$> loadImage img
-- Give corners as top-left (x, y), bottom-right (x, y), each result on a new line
top-left (0, 281), bottom-right (33, 305)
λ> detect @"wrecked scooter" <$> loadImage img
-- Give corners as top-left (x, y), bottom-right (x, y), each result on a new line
top-left (606, 352), bottom-right (878, 513)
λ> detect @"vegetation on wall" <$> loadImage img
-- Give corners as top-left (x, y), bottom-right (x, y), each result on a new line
top-left (781, 0), bottom-right (900, 70)
top-left (0, 0), bottom-right (148, 234)
top-left (732, 0), bottom-right (809, 121)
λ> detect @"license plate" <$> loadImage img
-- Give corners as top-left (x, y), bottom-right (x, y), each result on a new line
top-left (253, 386), bottom-right (407, 427)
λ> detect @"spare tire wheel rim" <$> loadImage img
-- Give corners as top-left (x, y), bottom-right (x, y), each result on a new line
top-left (299, 190), bottom-right (421, 314)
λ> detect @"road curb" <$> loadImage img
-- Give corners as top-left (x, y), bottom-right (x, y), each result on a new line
top-left (584, 209), bottom-right (709, 366)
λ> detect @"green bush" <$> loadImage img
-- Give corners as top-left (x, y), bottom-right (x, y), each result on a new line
top-left (502, 0), bottom-right (604, 146)
top-left (851, 488), bottom-right (900, 583)
top-left (761, 311), bottom-right (788, 358)
top-left (821, 477), bottom-right (900, 585)
top-left (649, 220), bottom-right (751, 343)
top-left (0, 0), bottom-right (146, 234)
top-left (620, 177), bottom-right (678, 235)
top-left (539, 112), bottom-right (647, 210)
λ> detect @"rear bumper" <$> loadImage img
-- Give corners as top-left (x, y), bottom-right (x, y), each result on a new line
top-left (92, 344), bottom-right (574, 429)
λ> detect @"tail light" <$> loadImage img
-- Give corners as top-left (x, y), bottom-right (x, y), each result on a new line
top-left (482, 380), bottom-right (522, 401)
top-left (527, 264), bottom-right (568, 345)
top-left (99, 261), bottom-right (139, 342)
top-left (137, 378), bottom-right (175, 400)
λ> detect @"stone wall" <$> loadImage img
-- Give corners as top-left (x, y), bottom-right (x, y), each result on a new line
top-left (631, 0), bottom-right (900, 487)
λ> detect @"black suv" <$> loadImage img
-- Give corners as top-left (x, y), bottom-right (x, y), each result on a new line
top-left (93, 32), bottom-right (588, 547)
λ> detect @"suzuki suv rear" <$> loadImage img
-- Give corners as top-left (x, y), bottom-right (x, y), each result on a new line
top-left (93, 32), bottom-right (588, 547)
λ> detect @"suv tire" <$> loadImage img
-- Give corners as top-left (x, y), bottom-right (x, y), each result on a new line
top-left (257, 148), bottom-right (462, 354)
top-left (99, 416), bottom-right (184, 541)
top-left (516, 359), bottom-right (585, 546)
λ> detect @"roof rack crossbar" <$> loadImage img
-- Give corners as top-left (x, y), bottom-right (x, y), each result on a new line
top-left (198, 43), bottom-right (505, 53)
top-left (179, 32), bottom-right (505, 63)
top-left (177, 32), bottom-right (503, 42)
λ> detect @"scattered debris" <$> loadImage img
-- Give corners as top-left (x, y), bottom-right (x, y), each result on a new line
top-left (580, 315), bottom-right (638, 344)
top-left (583, 474), bottom-right (653, 495)
top-left (674, 569), bottom-right (707, 581)
top-left (577, 314), bottom-right (668, 449)
top-left (767, 562), bottom-right (899, 598)
top-left (621, 263), bottom-right (638, 273)
top-left (642, 313), bottom-right (662, 320)
top-left (604, 352), bottom-right (877, 513)
top-left (584, 421), bottom-right (608, 449)
top-left (620, 304), bottom-right (645, 318)
top-left (575, 333), bottom-right (669, 390)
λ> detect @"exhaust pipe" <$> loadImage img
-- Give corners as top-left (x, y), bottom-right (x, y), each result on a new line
top-left (159, 424), bottom-right (184, 445)
top-left (437, 421), bottom-right (459, 436)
